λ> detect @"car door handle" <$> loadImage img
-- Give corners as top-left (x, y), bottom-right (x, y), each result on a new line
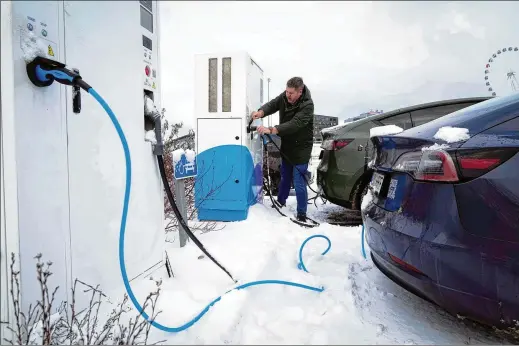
top-left (357, 145), bottom-right (363, 151)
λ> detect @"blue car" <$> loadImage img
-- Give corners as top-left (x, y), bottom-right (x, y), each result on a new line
top-left (363, 93), bottom-right (519, 328)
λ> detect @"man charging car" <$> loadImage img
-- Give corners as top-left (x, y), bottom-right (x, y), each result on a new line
top-left (252, 76), bottom-right (314, 223)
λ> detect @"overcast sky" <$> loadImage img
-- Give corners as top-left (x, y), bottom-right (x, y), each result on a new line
top-left (159, 1), bottom-right (519, 131)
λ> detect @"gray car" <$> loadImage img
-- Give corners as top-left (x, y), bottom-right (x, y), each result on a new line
top-left (316, 97), bottom-right (491, 209)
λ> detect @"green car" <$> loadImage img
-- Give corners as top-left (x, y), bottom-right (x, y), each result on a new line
top-left (316, 97), bottom-right (491, 209)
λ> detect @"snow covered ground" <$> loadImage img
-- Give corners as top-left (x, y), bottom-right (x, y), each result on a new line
top-left (127, 195), bottom-right (513, 345)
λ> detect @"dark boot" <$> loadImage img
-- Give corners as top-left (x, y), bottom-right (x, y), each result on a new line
top-left (296, 213), bottom-right (307, 222)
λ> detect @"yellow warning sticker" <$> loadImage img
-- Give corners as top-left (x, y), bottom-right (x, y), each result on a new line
top-left (48, 45), bottom-right (54, 57)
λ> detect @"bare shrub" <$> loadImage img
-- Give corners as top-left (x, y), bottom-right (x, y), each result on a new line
top-left (160, 109), bottom-right (226, 242)
top-left (3, 253), bottom-right (163, 345)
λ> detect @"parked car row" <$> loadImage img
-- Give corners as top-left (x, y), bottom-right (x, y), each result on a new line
top-left (316, 97), bottom-right (491, 210)
top-left (343, 94), bottom-right (519, 329)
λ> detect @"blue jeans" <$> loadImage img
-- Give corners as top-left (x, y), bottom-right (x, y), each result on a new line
top-left (277, 159), bottom-right (309, 215)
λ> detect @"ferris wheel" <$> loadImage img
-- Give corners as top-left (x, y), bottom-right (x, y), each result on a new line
top-left (484, 46), bottom-right (519, 96)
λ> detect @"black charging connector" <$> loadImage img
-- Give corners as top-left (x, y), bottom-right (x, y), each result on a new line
top-left (26, 56), bottom-right (91, 91)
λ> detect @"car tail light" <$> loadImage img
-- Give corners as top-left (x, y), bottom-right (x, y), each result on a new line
top-left (321, 139), bottom-right (353, 151)
top-left (393, 149), bottom-right (459, 182)
top-left (455, 148), bottom-right (518, 180)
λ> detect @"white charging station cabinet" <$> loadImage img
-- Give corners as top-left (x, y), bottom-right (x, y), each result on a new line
top-left (1, 0), bottom-right (165, 336)
top-left (194, 51), bottom-right (265, 221)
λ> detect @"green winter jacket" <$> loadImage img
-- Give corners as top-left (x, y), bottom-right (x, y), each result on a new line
top-left (259, 85), bottom-right (314, 164)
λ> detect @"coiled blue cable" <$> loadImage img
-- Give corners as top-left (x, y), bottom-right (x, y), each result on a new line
top-left (297, 234), bottom-right (331, 272)
top-left (87, 87), bottom-right (328, 333)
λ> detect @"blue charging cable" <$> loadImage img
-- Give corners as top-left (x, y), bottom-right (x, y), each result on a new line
top-left (90, 87), bottom-right (330, 332)
top-left (89, 88), bottom-right (331, 333)
top-left (361, 224), bottom-right (367, 259)
top-left (297, 234), bottom-right (331, 272)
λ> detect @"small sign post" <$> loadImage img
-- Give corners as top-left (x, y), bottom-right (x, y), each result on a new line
top-left (173, 150), bottom-right (198, 248)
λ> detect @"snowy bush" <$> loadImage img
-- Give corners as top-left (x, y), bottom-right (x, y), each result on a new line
top-left (3, 253), bottom-right (163, 345)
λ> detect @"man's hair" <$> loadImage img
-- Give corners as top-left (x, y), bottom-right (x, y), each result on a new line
top-left (286, 77), bottom-right (304, 90)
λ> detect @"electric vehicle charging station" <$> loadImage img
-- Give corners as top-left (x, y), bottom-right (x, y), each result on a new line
top-left (194, 51), bottom-right (265, 222)
top-left (1, 0), bottom-right (166, 335)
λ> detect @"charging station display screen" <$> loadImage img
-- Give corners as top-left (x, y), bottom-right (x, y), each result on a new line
top-left (140, 5), bottom-right (153, 33)
top-left (142, 35), bottom-right (152, 50)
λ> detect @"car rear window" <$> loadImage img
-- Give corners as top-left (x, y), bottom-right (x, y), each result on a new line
top-left (410, 103), bottom-right (478, 127)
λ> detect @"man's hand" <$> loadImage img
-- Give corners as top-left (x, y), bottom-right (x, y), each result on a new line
top-left (256, 125), bottom-right (270, 135)
top-left (256, 126), bottom-right (279, 135)
top-left (251, 110), bottom-right (264, 120)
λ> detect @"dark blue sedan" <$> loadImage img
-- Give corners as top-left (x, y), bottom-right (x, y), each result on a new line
top-left (362, 93), bottom-right (519, 328)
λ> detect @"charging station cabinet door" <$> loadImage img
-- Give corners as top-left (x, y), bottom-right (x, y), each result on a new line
top-left (197, 118), bottom-right (243, 153)
top-left (197, 118), bottom-right (244, 205)
top-left (10, 0), bottom-right (72, 313)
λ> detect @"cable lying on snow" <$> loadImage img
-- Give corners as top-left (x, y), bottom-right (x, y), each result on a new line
top-left (87, 83), bottom-right (331, 332)
top-left (89, 79), bottom-right (331, 333)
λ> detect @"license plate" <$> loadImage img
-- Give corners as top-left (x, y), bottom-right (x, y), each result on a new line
top-left (371, 172), bottom-right (385, 194)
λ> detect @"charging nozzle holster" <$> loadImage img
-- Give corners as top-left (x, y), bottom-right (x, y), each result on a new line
top-left (246, 117), bottom-right (258, 140)
top-left (27, 56), bottom-right (91, 91)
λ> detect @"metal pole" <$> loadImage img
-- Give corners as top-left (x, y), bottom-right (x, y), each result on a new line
top-left (267, 77), bottom-right (271, 126)
top-left (173, 179), bottom-right (188, 247)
